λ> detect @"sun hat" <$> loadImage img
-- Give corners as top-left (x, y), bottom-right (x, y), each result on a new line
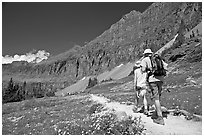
top-left (135, 60), bottom-right (141, 67)
top-left (143, 49), bottom-right (153, 54)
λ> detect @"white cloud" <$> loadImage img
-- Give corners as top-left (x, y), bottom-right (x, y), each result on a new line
top-left (2, 50), bottom-right (50, 64)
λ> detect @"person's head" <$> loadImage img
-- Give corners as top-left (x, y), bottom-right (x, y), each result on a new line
top-left (135, 60), bottom-right (141, 68)
top-left (143, 49), bottom-right (153, 57)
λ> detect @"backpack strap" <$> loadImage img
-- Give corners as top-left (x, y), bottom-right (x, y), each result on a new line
top-left (145, 56), bottom-right (153, 82)
top-left (148, 56), bottom-right (153, 72)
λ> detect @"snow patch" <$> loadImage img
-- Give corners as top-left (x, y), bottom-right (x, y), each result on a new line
top-left (116, 64), bottom-right (124, 68)
top-left (81, 77), bottom-right (86, 81)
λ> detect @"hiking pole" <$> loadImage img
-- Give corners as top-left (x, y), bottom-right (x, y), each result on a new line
top-left (166, 88), bottom-right (171, 92)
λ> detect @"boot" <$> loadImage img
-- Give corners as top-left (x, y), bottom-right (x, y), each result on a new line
top-left (144, 109), bottom-right (151, 116)
top-left (153, 116), bottom-right (165, 125)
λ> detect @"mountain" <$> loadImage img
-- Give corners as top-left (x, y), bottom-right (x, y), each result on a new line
top-left (2, 2), bottom-right (202, 99)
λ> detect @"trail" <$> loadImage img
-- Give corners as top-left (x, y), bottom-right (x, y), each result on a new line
top-left (90, 94), bottom-right (202, 135)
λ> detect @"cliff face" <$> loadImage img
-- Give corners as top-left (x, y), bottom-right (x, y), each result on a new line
top-left (2, 2), bottom-right (202, 89)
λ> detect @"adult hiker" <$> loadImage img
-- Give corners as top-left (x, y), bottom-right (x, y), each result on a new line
top-left (133, 60), bottom-right (150, 116)
top-left (140, 49), bottom-right (168, 125)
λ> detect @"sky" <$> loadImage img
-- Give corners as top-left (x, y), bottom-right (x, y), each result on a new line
top-left (2, 2), bottom-right (152, 57)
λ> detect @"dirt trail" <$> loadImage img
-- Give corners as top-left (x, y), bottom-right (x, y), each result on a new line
top-left (90, 94), bottom-right (202, 135)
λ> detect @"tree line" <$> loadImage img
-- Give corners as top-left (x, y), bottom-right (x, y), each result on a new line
top-left (2, 78), bottom-right (55, 104)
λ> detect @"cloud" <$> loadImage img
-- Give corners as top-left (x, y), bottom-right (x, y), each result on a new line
top-left (2, 50), bottom-right (50, 64)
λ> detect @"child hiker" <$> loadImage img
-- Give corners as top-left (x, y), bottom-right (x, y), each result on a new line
top-left (133, 60), bottom-right (151, 116)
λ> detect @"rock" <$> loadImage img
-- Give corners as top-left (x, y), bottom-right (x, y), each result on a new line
top-left (115, 111), bottom-right (128, 121)
top-left (149, 105), bottom-right (169, 113)
top-left (2, 2), bottom-right (202, 95)
top-left (161, 106), bottom-right (169, 112)
top-left (186, 77), bottom-right (197, 85)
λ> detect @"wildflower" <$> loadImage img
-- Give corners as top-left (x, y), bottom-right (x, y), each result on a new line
top-left (97, 126), bottom-right (100, 130)
top-left (62, 131), bottom-right (66, 135)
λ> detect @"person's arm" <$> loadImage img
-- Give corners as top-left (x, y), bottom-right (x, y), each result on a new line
top-left (162, 60), bottom-right (168, 70)
top-left (140, 59), bottom-right (146, 73)
top-left (134, 69), bottom-right (137, 87)
top-left (134, 70), bottom-right (139, 99)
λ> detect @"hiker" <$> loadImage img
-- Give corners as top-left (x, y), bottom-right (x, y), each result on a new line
top-left (140, 49), bottom-right (168, 125)
top-left (133, 60), bottom-right (150, 116)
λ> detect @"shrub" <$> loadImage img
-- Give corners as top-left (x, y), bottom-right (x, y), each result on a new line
top-left (56, 111), bottom-right (144, 135)
top-left (87, 103), bottom-right (104, 115)
top-left (45, 90), bottom-right (55, 97)
top-left (86, 103), bottom-right (144, 135)
top-left (55, 102), bottom-right (144, 135)
top-left (86, 111), bottom-right (144, 135)
top-left (101, 78), bottom-right (113, 83)
top-left (87, 77), bottom-right (98, 89)
top-left (2, 78), bottom-right (23, 103)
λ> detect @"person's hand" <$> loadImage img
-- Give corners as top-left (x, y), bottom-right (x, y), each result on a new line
top-left (136, 91), bottom-right (140, 99)
top-left (133, 83), bottom-right (136, 90)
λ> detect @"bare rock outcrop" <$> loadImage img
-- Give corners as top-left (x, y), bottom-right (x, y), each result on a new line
top-left (2, 2), bottom-right (202, 94)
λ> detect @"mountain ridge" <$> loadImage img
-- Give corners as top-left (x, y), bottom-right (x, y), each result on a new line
top-left (2, 2), bottom-right (202, 94)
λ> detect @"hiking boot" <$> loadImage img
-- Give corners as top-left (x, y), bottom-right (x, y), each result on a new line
top-left (133, 107), bottom-right (138, 113)
top-left (133, 107), bottom-right (140, 113)
top-left (153, 116), bottom-right (165, 125)
top-left (144, 109), bottom-right (151, 116)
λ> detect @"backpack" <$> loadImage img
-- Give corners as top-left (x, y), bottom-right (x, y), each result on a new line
top-left (149, 54), bottom-right (166, 76)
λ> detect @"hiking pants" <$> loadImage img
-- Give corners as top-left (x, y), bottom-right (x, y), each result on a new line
top-left (148, 81), bottom-right (163, 100)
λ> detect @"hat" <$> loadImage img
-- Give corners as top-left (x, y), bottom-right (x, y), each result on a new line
top-left (143, 49), bottom-right (153, 54)
top-left (135, 60), bottom-right (141, 67)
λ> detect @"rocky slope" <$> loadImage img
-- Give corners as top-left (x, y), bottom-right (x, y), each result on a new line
top-left (2, 2), bottom-right (202, 93)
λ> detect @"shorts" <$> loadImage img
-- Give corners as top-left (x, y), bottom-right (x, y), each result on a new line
top-left (139, 89), bottom-right (147, 97)
top-left (148, 81), bottom-right (163, 100)
top-left (135, 86), bottom-right (147, 97)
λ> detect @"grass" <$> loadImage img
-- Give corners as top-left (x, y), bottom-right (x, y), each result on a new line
top-left (86, 111), bottom-right (144, 135)
top-left (2, 95), bottom-right (92, 135)
top-left (87, 59), bottom-right (202, 116)
top-left (161, 86), bottom-right (202, 115)
top-left (2, 93), bottom-right (144, 135)
top-left (162, 61), bottom-right (202, 115)
top-left (2, 45), bottom-right (202, 134)
top-left (2, 79), bottom-right (201, 135)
